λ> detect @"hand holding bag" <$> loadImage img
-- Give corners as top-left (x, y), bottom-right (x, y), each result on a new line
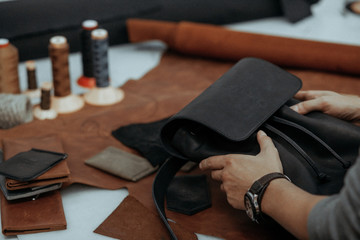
top-left (153, 57), bottom-right (360, 239)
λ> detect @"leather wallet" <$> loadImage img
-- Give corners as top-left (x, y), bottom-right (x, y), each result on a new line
top-left (2, 135), bottom-right (71, 190)
top-left (0, 151), bottom-right (62, 200)
top-left (0, 148), bottom-right (67, 182)
top-left (166, 175), bottom-right (211, 215)
top-left (85, 146), bottom-right (158, 182)
top-left (1, 190), bottom-right (66, 236)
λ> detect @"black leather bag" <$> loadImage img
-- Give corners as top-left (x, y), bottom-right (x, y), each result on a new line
top-left (153, 57), bottom-right (360, 240)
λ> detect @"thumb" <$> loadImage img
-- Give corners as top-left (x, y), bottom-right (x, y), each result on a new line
top-left (257, 130), bottom-right (277, 155)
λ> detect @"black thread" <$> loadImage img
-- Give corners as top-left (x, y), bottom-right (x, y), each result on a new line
top-left (91, 31), bottom-right (110, 88)
top-left (80, 22), bottom-right (97, 78)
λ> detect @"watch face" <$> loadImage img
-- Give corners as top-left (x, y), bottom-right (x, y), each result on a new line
top-left (244, 194), bottom-right (255, 220)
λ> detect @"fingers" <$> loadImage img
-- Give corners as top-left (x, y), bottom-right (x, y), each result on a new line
top-left (199, 155), bottom-right (226, 170)
top-left (290, 98), bottom-right (324, 114)
top-left (294, 90), bottom-right (336, 101)
top-left (257, 130), bottom-right (277, 156)
top-left (211, 170), bottom-right (223, 181)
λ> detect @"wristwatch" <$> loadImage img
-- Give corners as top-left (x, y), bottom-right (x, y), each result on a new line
top-left (244, 172), bottom-right (291, 223)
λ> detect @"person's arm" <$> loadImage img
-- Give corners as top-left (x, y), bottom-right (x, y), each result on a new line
top-left (199, 131), bottom-right (325, 239)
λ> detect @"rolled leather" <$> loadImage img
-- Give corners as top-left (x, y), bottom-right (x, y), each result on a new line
top-left (127, 19), bottom-right (360, 75)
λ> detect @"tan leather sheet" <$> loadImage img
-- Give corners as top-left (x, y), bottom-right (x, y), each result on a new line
top-left (1, 52), bottom-right (359, 239)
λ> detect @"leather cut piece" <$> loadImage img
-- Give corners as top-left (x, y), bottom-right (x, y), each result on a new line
top-left (0, 190), bottom-right (66, 236)
top-left (166, 175), bottom-right (211, 215)
top-left (0, 148), bottom-right (67, 182)
top-left (94, 195), bottom-right (197, 240)
top-left (85, 146), bottom-right (158, 182)
top-left (2, 135), bottom-right (70, 190)
top-left (112, 118), bottom-right (172, 166)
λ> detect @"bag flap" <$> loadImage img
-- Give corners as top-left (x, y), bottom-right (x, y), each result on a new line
top-left (161, 57), bottom-right (302, 147)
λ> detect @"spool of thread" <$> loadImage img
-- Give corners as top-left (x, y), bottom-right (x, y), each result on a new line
top-left (33, 82), bottom-right (57, 120)
top-left (26, 60), bottom-right (37, 90)
top-left (40, 82), bottom-right (51, 110)
top-left (83, 29), bottom-right (124, 106)
top-left (48, 36), bottom-right (71, 97)
top-left (91, 28), bottom-right (110, 88)
top-left (77, 19), bottom-right (98, 88)
top-left (24, 60), bottom-right (41, 99)
top-left (0, 38), bottom-right (20, 94)
top-left (49, 36), bottom-right (84, 114)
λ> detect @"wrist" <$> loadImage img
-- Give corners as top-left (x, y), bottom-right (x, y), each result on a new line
top-left (261, 178), bottom-right (293, 216)
top-left (244, 172), bottom-right (290, 223)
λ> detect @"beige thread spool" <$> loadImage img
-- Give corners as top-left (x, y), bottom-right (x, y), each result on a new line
top-left (33, 82), bottom-right (57, 120)
top-left (0, 38), bottom-right (20, 94)
top-left (48, 36), bottom-right (84, 114)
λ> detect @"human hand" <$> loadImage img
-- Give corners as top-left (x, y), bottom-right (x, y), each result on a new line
top-left (199, 130), bottom-right (282, 210)
top-left (290, 90), bottom-right (360, 121)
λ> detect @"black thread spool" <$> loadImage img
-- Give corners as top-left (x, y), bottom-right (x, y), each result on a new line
top-left (77, 20), bottom-right (98, 88)
top-left (40, 82), bottom-right (51, 110)
top-left (33, 82), bottom-right (58, 120)
top-left (91, 29), bottom-right (110, 88)
top-left (26, 60), bottom-right (37, 90)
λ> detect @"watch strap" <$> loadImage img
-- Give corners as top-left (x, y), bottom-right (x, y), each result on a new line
top-left (248, 172), bottom-right (290, 222)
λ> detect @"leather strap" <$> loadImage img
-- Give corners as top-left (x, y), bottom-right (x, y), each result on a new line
top-left (152, 157), bottom-right (188, 240)
top-left (249, 172), bottom-right (291, 216)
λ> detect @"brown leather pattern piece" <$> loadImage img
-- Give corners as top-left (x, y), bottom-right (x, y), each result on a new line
top-left (0, 190), bottom-right (66, 236)
top-left (94, 195), bottom-right (197, 240)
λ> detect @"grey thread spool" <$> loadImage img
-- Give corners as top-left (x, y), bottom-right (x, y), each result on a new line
top-left (91, 29), bottom-right (110, 88)
top-left (81, 20), bottom-right (98, 78)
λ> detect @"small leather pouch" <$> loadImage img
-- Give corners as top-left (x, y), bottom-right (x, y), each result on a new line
top-left (85, 146), bottom-right (158, 182)
top-left (0, 148), bottom-right (67, 182)
top-left (166, 175), bottom-right (211, 215)
top-left (2, 135), bottom-right (71, 190)
top-left (1, 190), bottom-right (66, 235)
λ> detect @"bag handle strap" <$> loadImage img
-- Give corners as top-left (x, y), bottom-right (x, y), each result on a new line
top-left (152, 157), bottom-right (188, 240)
top-left (271, 116), bottom-right (351, 168)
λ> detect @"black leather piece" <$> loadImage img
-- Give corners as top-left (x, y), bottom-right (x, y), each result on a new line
top-left (166, 175), bottom-right (211, 215)
top-left (0, 149), bottom-right (67, 182)
top-left (112, 118), bottom-right (171, 167)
